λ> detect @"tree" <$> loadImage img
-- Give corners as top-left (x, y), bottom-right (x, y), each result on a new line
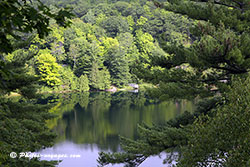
top-left (59, 66), bottom-right (78, 91)
top-left (102, 37), bottom-right (131, 87)
top-left (78, 74), bottom-right (90, 92)
top-left (89, 62), bottom-right (111, 90)
top-left (105, 46), bottom-right (131, 87)
top-left (179, 75), bottom-right (250, 167)
top-left (101, 16), bottom-right (130, 37)
top-left (0, 0), bottom-right (72, 166)
top-left (35, 51), bottom-right (62, 87)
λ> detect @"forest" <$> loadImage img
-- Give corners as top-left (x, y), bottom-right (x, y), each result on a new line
top-left (0, 0), bottom-right (249, 167)
top-left (3, 0), bottom-right (194, 93)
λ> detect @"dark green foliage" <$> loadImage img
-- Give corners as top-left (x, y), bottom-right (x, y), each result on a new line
top-left (0, 98), bottom-right (58, 166)
top-left (100, 16), bottom-right (130, 37)
top-left (0, 0), bottom-right (72, 54)
top-left (89, 62), bottom-right (111, 90)
top-left (105, 46), bottom-right (131, 87)
top-left (2, 0), bottom-right (249, 166)
top-left (187, 23), bottom-right (250, 75)
top-left (0, 1), bottom-right (73, 166)
top-left (164, 0), bottom-right (250, 33)
top-left (178, 75), bottom-right (250, 167)
top-left (0, 50), bottom-right (38, 98)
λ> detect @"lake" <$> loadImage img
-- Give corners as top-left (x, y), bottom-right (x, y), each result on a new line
top-left (38, 92), bottom-right (195, 167)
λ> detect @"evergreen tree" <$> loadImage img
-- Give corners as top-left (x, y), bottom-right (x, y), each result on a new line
top-left (105, 46), bottom-right (131, 87)
top-left (78, 74), bottom-right (90, 92)
top-left (89, 62), bottom-right (111, 90)
top-left (99, 67), bottom-right (112, 90)
top-left (0, 1), bottom-right (72, 166)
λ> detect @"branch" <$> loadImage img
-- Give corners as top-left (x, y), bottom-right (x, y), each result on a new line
top-left (231, 0), bottom-right (244, 8)
top-left (211, 65), bottom-right (248, 74)
top-left (213, 0), bottom-right (242, 11)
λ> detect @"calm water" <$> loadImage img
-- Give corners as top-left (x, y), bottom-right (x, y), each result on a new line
top-left (38, 92), bottom-right (195, 167)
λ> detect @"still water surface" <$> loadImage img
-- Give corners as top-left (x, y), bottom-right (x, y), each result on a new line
top-left (38, 92), bottom-right (195, 167)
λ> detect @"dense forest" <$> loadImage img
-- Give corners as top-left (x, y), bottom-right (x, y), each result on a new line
top-left (4, 0), bottom-right (194, 93)
top-left (0, 0), bottom-right (249, 167)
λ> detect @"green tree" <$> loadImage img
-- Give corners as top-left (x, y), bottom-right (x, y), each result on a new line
top-left (0, 0), bottom-right (72, 166)
top-left (101, 37), bottom-right (131, 87)
top-left (101, 16), bottom-right (130, 37)
top-left (179, 75), bottom-right (250, 167)
top-left (89, 62), bottom-right (111, 90)
top-left (36, 51), bottom-right (62, 87)
top-left (78, 74), bottom-right (90, 92)
top-left (105, 46), bottom-right (131, 87)
top-left (59, 66), bottom-right (78, 91)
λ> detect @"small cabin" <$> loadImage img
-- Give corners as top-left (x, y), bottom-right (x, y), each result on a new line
top-left (128, 83), bottom-right (139, 89)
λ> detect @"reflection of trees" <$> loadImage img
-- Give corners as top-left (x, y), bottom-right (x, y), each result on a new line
top-left (46, 92), bottom-right (195, 152)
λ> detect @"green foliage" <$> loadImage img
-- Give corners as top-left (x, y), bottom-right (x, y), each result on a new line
top-left (78, 75), bottom-right (90, 92)
top-left (0, 0), bottom-right (72, 166)
top-left (35, 51), bottom-right (62, 87)
top-left (101, 16), bottom-right (130, 37)
top-left (59, 66), bottom-right (78, 91)
top-left (3, 0), bottom-right (249, 166)
top-left (187, 23), bottom-right (250, 75)
top-left (89, 62), bottom-right (111, 90)
top-left (178, 75), bottom-right (250, 167)
top-left (0, 51), bottom-right (38, 97)
top-left (0, 0), bottom-right (72, 54)
top-left (18, 0), bottom-right (197, 92)
top-left (136, 16), bottom-right (148, 26)
top-left (0, 98), bottom-right (58, 166)
top-left (104, 46), bottom-right (131, 87)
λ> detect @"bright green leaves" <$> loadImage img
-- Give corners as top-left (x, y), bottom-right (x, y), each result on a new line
top-left (36, 52), bottom-right (62, 87)
top-left (135, 29), bottom-right (154, 60)
top-left (126, 15), bottom-right (135, 31)
top-left (136, 16), bottom-right (148, 26)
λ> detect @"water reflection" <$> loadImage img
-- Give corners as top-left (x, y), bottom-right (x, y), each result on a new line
top-left (40, 92), bottom-right (195, 166)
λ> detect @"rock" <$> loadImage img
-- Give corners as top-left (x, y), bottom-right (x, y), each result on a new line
top-left (106, 85), bottom-right (117, 92)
